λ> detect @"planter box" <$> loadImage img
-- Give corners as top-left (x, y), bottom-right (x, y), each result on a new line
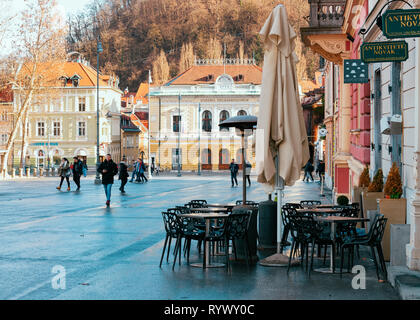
top-left (378, 198), bottom-right (407, 261)
top-left (352, 186), bottom-right (365, 204)
top-left (362, 191), bottom-right (384, 230)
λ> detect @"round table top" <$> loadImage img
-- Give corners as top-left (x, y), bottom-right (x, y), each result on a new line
top-left (178, 212), bottom-right (230, 219)
top-left (190, 207), bottom-right (230, 213)
top-left (314, 216), bottom-right (369, 223)
top-left (296, 208), bottom-right (342, 214)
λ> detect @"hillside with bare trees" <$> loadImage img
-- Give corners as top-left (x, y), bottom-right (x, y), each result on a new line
top-left (67, 0), bottom-right (319, 89)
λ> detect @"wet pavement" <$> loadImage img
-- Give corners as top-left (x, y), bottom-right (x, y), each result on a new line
top-left (0, 175), bottom-right (399, 299)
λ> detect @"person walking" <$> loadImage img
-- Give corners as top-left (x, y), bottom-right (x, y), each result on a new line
top-left (229, 159), bottom-right (239, 187)
top-left (303, 160), bottom-right (314, 182)
top-left (56, 158), bottom-right (71, 191)
top-left (119, 156), bottom-right (129, 193)
top-left (82, 159), bottom-right (88, 177)
top-left (139, 160), bottom-right (148, 182)
top-left (71, 157), bottom-right (83, 191)
top-left (317, 160), bottom-right (325, 181)
top-left (130, 159), bottom-right (139, 183)
top-left (245, 161), bottom-right (252, 187)
top-left (97, 153), bottom-right (119, 207)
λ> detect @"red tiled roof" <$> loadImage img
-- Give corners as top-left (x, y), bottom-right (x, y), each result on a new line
top-left (165, 64), bottom-right (262, 86)
top-left (135, 83), bottom-right (149, 104)
top-left (0, 86), bottom-right (13, 103)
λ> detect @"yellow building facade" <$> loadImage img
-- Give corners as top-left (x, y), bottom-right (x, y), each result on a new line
top-left (12, 60), bottom-right (122, 170)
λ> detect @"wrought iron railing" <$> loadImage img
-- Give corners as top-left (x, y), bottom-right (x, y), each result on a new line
top-left (308, 0), bottom-right (346, 28)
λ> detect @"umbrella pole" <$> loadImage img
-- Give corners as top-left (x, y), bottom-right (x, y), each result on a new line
top-left (258, 154), bottom-right (298, 267)
top-left (276, 154), bottom-right (284, 254)
top-left (242, 131), bottom-right (246, 204)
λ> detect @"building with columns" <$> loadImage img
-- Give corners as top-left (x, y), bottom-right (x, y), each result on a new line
top-left (148, 60), bottom-right (262, 172)
top-left (302, 0), bottom-right (420, 271)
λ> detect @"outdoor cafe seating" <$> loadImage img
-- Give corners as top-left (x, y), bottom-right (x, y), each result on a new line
top-left (159, 198), bottom-right (388, 280)
top-left (282, 202), bottom-right (388, 280)
top-left (160, 199), bottom-right (256, 270)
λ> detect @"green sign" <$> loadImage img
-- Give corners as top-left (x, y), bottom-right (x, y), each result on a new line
top-left (360, 41), bottom-right (408, 63)
top-left (383, 9), bottom-right (420, 38)
top-left (344, 59), bottom-right (368, 83)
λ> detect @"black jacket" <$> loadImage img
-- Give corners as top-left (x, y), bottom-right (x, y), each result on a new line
top-left (119, 162), bottom-right (129, 180)
top-left (229, 163), bottom-right (239, 175)
top-left (97, 160), bottom-right (119, 185)
top-left (72, 160), bottom-right (83, 176)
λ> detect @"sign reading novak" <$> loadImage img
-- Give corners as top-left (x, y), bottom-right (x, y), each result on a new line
top-left (383, 9), bottom-right (420, 38)
top-left (360, 41), bottom-right (408, 63)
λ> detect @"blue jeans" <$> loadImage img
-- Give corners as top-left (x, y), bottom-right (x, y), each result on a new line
top-left (103, 184), bottom-right (112, 201)
top-left (130, 170), bottom-right (137, 182)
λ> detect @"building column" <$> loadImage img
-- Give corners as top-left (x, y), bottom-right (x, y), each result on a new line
top-left (338, 62), bottom-right (352, 155)
top-left (407, 0), bottom-right (420, 270)
top-left (332, 61), bottom-right (352, 197)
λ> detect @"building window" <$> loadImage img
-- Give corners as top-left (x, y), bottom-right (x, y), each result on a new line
top-left (1, 134), bottom-right (7, 144)
top-left (237, 110), bottom-right (247, 116)
top-left (79, 97), bottom-right (86, 112)
top-left (173, 115), bottom-right (181, 132)
top-left (202, 110), bottom-right (212, 132)
top-left (0, 111), bottom-right (7, 121)
top-left (78, 122), bottom-right (86, 137)
top-left (53, 121), bottom-right (61, 136)
top-left (37, 121), bottom-right (45, 136)
top-left (219, 110), bottom-right (229, 131)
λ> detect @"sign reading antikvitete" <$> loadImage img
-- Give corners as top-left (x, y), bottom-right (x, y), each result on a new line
top-left (383, 9), bottom-right (420, 38)
top-left (360, 41), bottom-right (408, 63)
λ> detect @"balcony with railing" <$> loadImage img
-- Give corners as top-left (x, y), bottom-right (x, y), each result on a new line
top-left (307, 0), bottom-right (346, 28)
top-left (301, 0), bottom-right (349, 64)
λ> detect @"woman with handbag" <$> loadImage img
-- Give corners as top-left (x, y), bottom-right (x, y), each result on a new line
top-left (56, 158), bottom-right (71, 191)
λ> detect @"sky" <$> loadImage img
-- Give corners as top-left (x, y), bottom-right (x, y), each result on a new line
top-left (8, 0), bottom-right (93, 16)
top-left (1, 0), bottom-right (94, 57)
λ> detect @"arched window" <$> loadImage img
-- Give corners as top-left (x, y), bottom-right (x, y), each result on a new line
top-left (219, 110), bottom-right (230, 131)
top-left (202, 110), bottom-right (212, 132)
top-left (237, 110), bottom-right (247, 116)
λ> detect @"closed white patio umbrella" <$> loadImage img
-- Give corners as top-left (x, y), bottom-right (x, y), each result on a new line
top-left (256, 4), bottom-right (310, 266)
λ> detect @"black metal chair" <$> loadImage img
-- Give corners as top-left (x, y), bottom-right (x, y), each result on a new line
top-left (279, 204), bottom-right (302, 252)
top-left (189, 200), bottom-right (207, 207)
top-left (300, 200), bottom-right (321, 207)
top-left (286, 210), bottom-right (323, 275)
top-left (236, 200), bottom-right (258, 207)
top-left (340, 215), bottom-right (388, 280)
top-left (160, 210), bottom-right (180, 267)
top-left (172, 212), bottom-right (205, 270)
top-left (224, 211), bottom-right (253, 267)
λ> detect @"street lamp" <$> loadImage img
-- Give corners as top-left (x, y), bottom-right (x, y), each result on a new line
top-left (95, 35), bottom-right (103, 185)
top-left (177, 93), bottom-right (181, 177)
top-left (197, 103), bottom-right (201, 176)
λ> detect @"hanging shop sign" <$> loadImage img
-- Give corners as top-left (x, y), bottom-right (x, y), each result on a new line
top-left (360, 41), bottom-right (408, 63)
top-left (344, 59), bottom-right (369, 83)
top-left (383, 9), bottom-right (420, 38)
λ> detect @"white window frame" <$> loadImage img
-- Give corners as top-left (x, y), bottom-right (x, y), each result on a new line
top-left (37, 121), bottom-right (45, 137)
top-left (77, 121), bottom-right (87, 138)
top-left (79, 96), bottom-right (86, 112)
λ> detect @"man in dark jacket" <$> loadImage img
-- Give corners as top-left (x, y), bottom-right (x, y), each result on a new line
top-left (97, 154), bottom-right (119, 207)
top-left (119, 156), bottom-right (129, 193)
top-left (303, 160), bottom-right (314, 182)
top-left (72, 157), bottom-right (83, 191)
top-left (229, 159), bottom-right (239, 187)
